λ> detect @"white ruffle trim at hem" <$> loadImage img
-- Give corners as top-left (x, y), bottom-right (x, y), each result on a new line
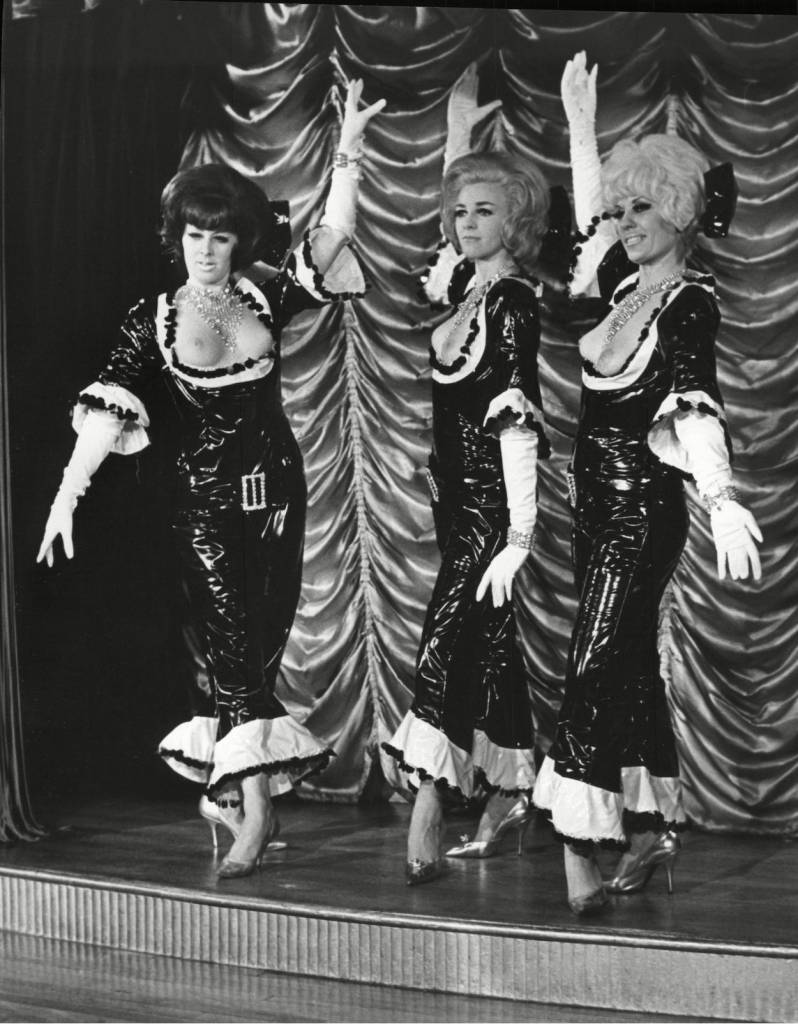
top-left (532, 755), bottom-right (686, 843)
top-left (381, 713), bottom-right (535, 798)
top-left (158, 715), bottom-right (332, 797)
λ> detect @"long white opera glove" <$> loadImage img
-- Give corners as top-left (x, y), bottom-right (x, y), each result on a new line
top-left (37, 410), bottom-right (124, 566)
top-left (561, 51), bottom-right (613, 296)
top-left (321, 78), bottom-right (386, 241)
top-left (443, 62), bottom-right (502, 171)
top-left (476, 428), bottom-right (539, 608)
top-left (675, 411), bottom-right (763, 581)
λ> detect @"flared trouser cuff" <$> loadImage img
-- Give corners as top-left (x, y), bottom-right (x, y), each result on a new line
top-left (158, 715), bottom-right (334, 797)
top-left (381, 712), bottom-right (535, 800)
top-left (532, 755), bottom-right (686, 845)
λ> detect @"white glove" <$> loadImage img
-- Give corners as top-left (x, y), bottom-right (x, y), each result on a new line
top-left (710, 500), bottom-right (763, 582)
top-left (444, 62), bottom-right (502, 170)
top-left (561, 51), bottom-right (610, 296)
top-left (37, 410), bottom-right (123, 567)
top-left (476, 428), bottom-right (538, 608)
top-left (322, 78), bottom-right (386, 240)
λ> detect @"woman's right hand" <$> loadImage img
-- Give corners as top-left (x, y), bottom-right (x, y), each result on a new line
top-left (561, 50), bottom-right (597, 126)
top-left (36, 495), bottom-right (75, 567)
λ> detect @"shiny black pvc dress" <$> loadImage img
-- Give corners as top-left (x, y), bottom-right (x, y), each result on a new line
top-left (383, 255), bottom-right (550, 800)
top-left (75, 247), bottom-right (359, 797)
top-left (533, 243), bottom-right (731, 847)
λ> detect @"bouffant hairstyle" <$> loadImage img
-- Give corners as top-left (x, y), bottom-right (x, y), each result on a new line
top-left (159, 163), bottom-right (276, 272)
top-left (602, 134), bottom-right (710, 255)
top-left (441, 153), bottom-right (550, 271)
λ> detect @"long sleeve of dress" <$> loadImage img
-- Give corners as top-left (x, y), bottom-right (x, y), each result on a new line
top-left (647, 283), bottom-right (734, 496)
top-left (74, 296), bottom-right (164, 455)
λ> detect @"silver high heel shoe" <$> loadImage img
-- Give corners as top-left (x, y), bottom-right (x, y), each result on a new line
top-left (606, 829), bottom-right (681, 895)
top-left (445, 795), bottom-right (533, 859)
top-left (218, 817), bottom-right (282, 879)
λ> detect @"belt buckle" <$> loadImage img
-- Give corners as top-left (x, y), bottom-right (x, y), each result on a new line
top-left (241, 471), bottom-right (267, 511)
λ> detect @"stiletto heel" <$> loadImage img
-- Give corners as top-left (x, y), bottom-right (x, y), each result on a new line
top-left (606, 830), bottom-right (681, 895)
top-left (445, 795), bottom-right (533, 859)
top-left (199, 795), bottom-right (242, 844)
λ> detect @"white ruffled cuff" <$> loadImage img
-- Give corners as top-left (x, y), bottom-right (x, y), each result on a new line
top-left (648, 389), bottom-right (729, 481)
top-left (472, 730), bottom-right (536, 793)
top-left (382, 711), bottom-right (474, 797)
top-left (483, 387), bottom-right (546, 440)
top-left (73, 382), bottom-right (150, 455)
top-left (207, 716), bottom-right (333, 794)
top-left (158, 716), bottom-right (218, 784)
top-left (290, 228), bottom-right (366, 301)
top-left (421, 240), bottom-right (466, 306)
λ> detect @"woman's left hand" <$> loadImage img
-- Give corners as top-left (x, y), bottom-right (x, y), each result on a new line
top-left (338, 79), bottom-right (387, 156)
top-left (476, 545), bottom-right (529, 608)
top-left (710, 500), bottom-right (763, 581)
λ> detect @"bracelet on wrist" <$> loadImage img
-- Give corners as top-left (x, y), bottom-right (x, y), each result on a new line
top-left (702, 483), bottom-right (738, 513)
top-left (507, 527), bottom-right (535, 551)
top-left (334, 151), bottom-right (361, 169)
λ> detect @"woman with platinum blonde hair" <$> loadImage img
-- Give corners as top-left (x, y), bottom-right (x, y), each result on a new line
top-left (383, 64), bottom-right (551, 885)
top-left (532, 52), bottom-right (763, 915)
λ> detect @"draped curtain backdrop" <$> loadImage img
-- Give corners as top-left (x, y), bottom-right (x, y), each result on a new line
top-left (6, 4), bottom-right (797, 835)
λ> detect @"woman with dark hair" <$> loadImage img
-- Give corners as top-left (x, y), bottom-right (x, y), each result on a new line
top-left (532, 53), bottom-right (763, 914)
top-left (37, 81), bottom-right (385, 879)
top-left (382, 65), bottom-right (550, 884)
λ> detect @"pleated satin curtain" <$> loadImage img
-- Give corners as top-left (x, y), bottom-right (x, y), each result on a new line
top-left (9, 4), bottom-right (795, 833)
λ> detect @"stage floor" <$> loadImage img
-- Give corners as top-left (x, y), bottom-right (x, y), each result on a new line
top-left (2, 794), bottom-right (796, 952)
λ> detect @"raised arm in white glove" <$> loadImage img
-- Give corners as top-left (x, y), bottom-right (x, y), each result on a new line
top-left (476, 428), bottom-right (538, 608)
top-left (36, 411), bottom-right (124, 567)
top-left (561, 51), bottom-right (612, 295)
top-left (317, 78), bottom-right (386, 257)
top-left (444, 62), bottom-right (502, 171)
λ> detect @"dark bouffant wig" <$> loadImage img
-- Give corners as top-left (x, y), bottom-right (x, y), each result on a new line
top-left (159, 163), bottom-right (278, 272)
top-left (441, 152), bottom-right (550, 271)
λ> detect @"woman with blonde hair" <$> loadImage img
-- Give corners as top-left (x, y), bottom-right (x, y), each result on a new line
top-left (533, 52), bottom-right (762, 914)
top-left (383, 65), bottom-right (551, 884)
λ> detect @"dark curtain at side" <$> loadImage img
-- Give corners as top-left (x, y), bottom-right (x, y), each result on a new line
top-left (4, 0), bottom-right (204, 800)
top-left (171, 6), bottom-right (798, 833)
top-left (4, 5), bottom-right (797, 835)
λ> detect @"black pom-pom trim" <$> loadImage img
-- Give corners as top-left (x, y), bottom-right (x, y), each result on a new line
top-left (472, 766), bottom-right (533, 800)
top-left (381, 742), bottom-right (469, 802)
top-left (623, 809), bottom-right (690, 836)
top-left (206, 748), bottom-right (336, 797)
top-left (171, 351), bottom-right (270, 379)
top-left (297, 230), bottom-right (367, 302)
top-left (482, 407), bottom-right (552, 460)
top-left (77, 392), bottom-right (139, 422)
top-left (429, 311), bottom-right (479, 375)
top-left (158, 747), bottom-right (212, 771)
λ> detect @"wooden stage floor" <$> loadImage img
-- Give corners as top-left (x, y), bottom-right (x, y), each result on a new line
top-left (1, 795), bottom-right (796, 1021)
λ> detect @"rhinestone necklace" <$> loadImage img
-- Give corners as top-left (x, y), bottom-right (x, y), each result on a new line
top-left (441, 262), bottom-right (518, 345)
top-left (176, 282), bottom-right (245, 352)
top-left (602, 271), bottom-right (684, 350)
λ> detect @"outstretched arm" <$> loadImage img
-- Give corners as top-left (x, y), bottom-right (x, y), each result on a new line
top-left (36, 412), bottom-right (124, 567)
top-left (311, 78), bottom-right (386, 273)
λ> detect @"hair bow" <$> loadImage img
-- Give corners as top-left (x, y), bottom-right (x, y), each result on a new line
top-left (702, 163), bottom-right (737, 238)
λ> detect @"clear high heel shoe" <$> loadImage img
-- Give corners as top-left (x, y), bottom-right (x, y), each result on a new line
top-left (406, 855), bottom-right (447, 886)
top-left (445, 795), bottom-right (533, 859)
top-left (606, 829), bottom-right (681, 895)
top-left (199, 794), bottom-right (242, 849)
top-left (217, 816), bottom-right (283, 879)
